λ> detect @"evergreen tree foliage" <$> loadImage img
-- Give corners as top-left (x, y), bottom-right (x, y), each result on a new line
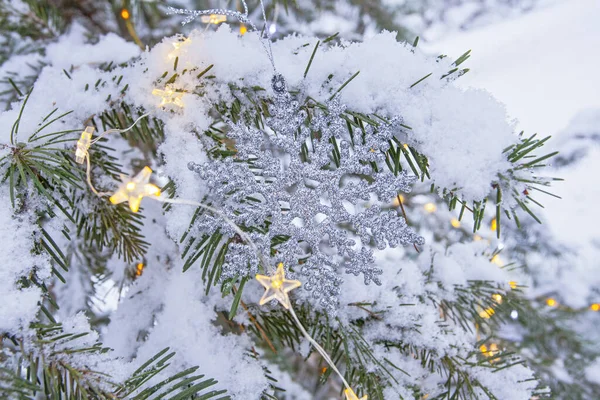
top-left (0, 1), bottom-right (598, 399)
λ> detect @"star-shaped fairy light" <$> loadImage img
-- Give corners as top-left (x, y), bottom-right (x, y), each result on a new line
top-left (152, 86), bottom-right (184, 108)
top-left (344, 388), bottom-right (368, 400)
top-left (255, 263), bottom-right (301, 309)
top-left (168, 37), bottom-right (192, 59)
top-left (109, 166), bottom-right (161, 212)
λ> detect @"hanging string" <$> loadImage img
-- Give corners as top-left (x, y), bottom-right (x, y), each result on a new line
top-left (166, 0), bottom-right (277, 72)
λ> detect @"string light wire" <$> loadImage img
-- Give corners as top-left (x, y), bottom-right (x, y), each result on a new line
top-left (79, 113), bottom-right (150, 195)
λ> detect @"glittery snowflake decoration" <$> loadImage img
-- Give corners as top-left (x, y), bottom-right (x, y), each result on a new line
top-left (188, 74), bottom-right (424, 312)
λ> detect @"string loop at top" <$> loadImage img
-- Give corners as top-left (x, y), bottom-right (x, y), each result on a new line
top-left (167, 0), bottom-right (277, 73)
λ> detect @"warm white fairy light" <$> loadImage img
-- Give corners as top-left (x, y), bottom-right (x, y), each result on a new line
top-left (255, 264), bottom-right (367, 399)
top-left (200, 14), bottom-right (227, 24)
top-left (75, 126), bottom-right (94, 164)
top-left (423, 202), bottom-right (436, 213)
top-left (546, 298), bottom-right (557, 307)
top-left (168, 37), bottom-right (192, 59)
top-left (344, 388), bottom-right (368, 400)
top-left (255, 263), bottom-right (301, 309)
top-left (74, 114), bottom-right (150, 196)
top-left (109, 166), bottom-right (161, 212)
top-left (152, 86), bottom-right (184, 108)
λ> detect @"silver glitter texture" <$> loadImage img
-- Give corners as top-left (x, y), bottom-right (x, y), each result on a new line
top-left (189, 75), bottom-right (424, 312)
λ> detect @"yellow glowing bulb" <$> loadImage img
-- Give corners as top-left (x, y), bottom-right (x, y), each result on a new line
top-left (121, 9), bottom-right (130, 20)
top-left (424, 203), bottom-right (437, 213)
top-left (403, 143), bottom-right (409, 149)
top-left (509, 281), bottom-right (517, 289)
top-left (478, 307), bottom-right (495, 319)
top-left (152, 87), bottom-right (185, 108)
top-left (240, 24), bottom-right (248, 35)
top-left (271, 277), bottom-right (283, 289)
top-left (168, 38), bottom-right (192, 59)
top-left (75, 126), bottom-right (95, 164)
top-left (109, 166), bottom-right (161, 213)
top-left (546, 298), bottom-right (557, 307)
top-left (491, 254), bottom-right (504, 267)
top-left (480, 343), bottom-right (500, 359)
top-left (591, 303), bottom-right (600, 311)
top-left (255, 263), bottom-right (301, 309)
top-left (135, 263), bottom-right (144, 276)
top-left (392, 195), bottom-right (405, 206)
top-left (491, 218), bottom-right (497, 231)
top-left (344, 388), bottom-right (368, 400)
top-left (450, 218), bottom-right (461, 228)
top-left (200, 14), bottom-right (227, 24)
top-left (488, 343), bottom-right (499, 357)
top-left (492, 294), bottom-right (503, 304)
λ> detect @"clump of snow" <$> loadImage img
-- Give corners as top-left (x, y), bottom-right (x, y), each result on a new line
top-left (120, 27), bottom-right (522, 207)
top-left (0, 187), bottom-right (50, 333)
top-left (122, 270), bottom-right (269, 398)
top-left (427, 242), bottom-right (511, 293)
top-left (584, 359), bottom-right (600, 386)
top-left (413, 88), bottom-right (514, 200)
top-left (45, 24), bottom-right (141, 70)
top-left (332, 244), bottom-right (530, 398)
top-left (45, 313), bottom-right (132, 388)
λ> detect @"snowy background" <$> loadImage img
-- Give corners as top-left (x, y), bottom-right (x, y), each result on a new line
top-left (426, 0), bottom-right (600, 307)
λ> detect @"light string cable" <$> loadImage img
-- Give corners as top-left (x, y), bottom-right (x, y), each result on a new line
top-left (78, 113), bottom-right (150, 196)
top-left (156, 199), bottom-right (354, 395)
top-left (160, 198), bottom-right (354, 394)
top-left (157, 196), bottom-right (272, 274)
top-left (166, 0), bottom-right (277, 72)
top-left (288, 304), bottom-right (352, 391)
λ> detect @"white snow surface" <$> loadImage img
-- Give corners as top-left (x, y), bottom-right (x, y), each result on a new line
top-left (0, 187), bottom-right (50, 333)
top-left (429, 0), bottom-right (600, 137)
top-left (45, 23), bottom-right (141, 70)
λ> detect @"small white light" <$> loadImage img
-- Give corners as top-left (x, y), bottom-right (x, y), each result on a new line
top-left (510, 310), bottom-right (518, 319)
top-left (497, 242), bottom-right (505, 250)
top-left (269, 24), bottom-right (277, 34)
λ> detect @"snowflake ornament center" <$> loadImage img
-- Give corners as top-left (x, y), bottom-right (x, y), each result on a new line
top-left (188, 74), bottom-right (424, 313)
